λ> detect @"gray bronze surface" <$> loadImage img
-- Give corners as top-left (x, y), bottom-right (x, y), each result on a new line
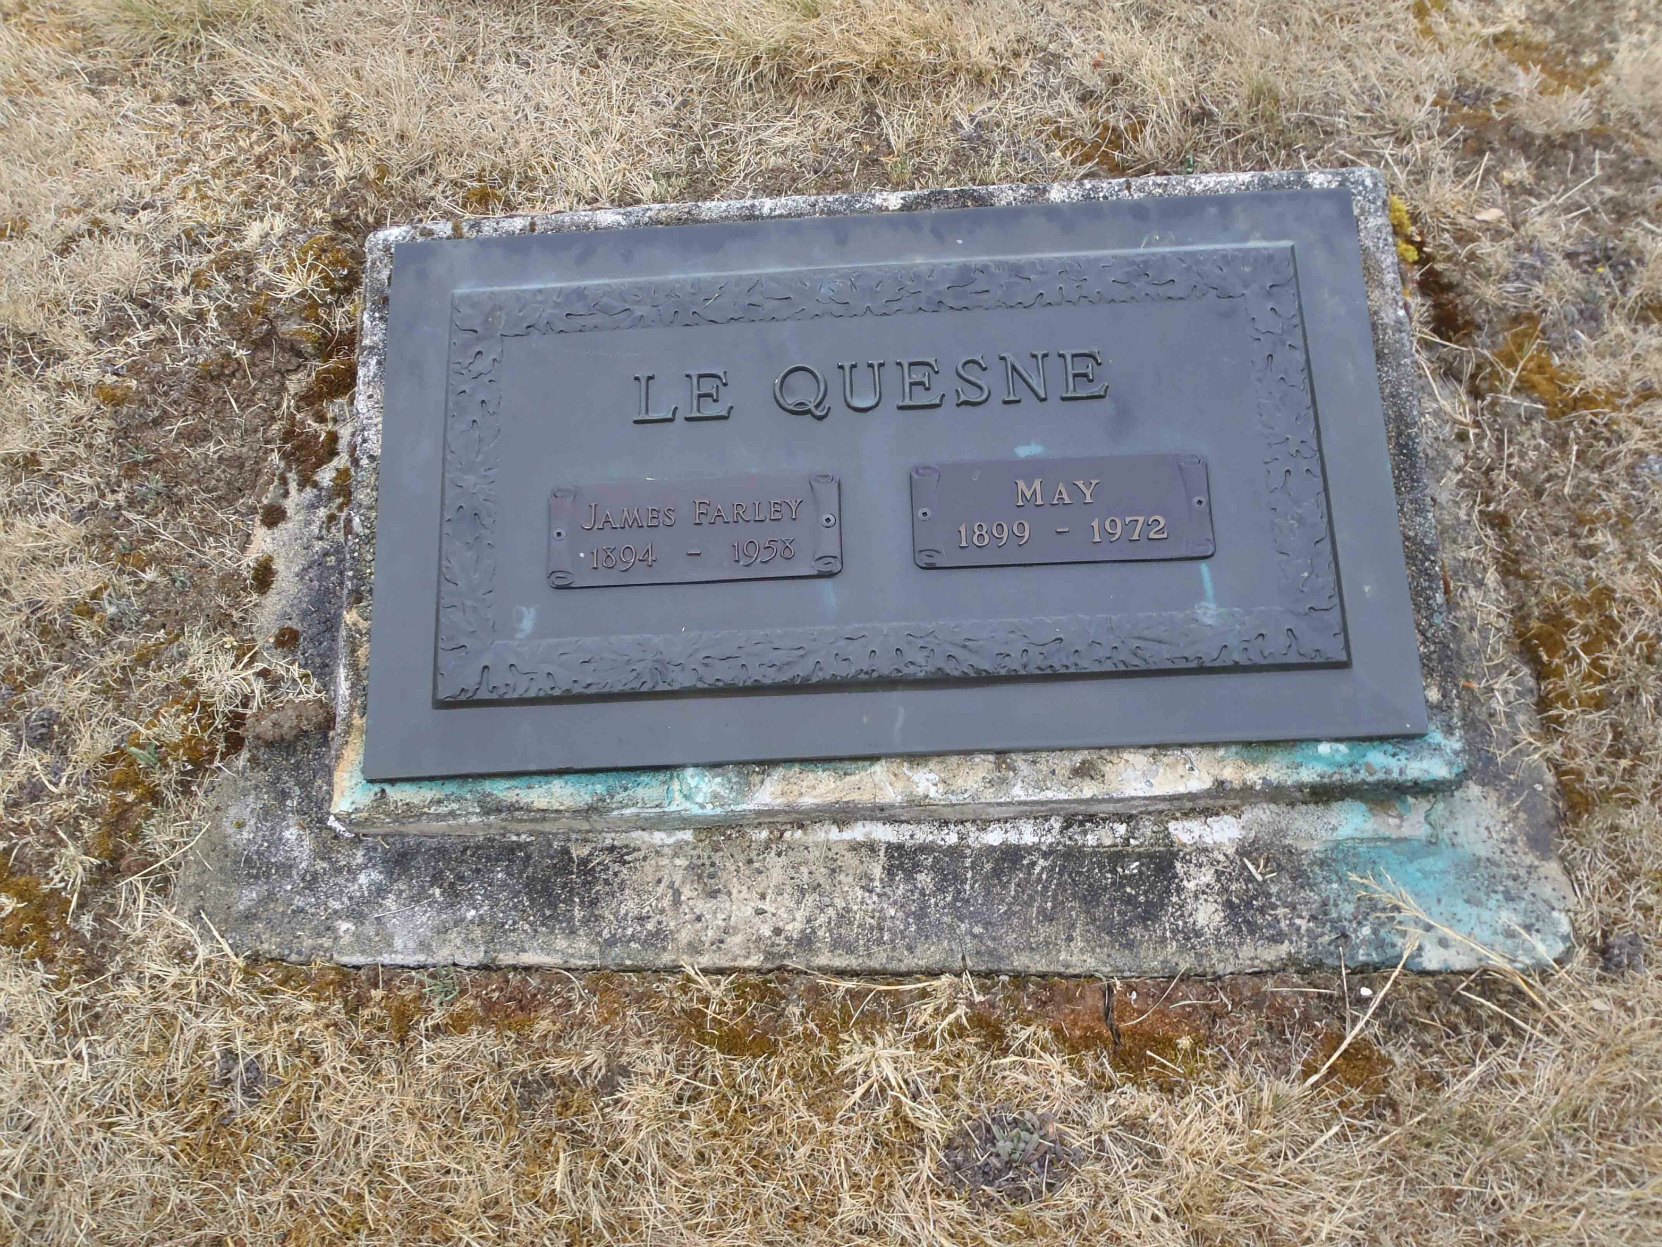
top-left (911, 454), bottom-right (1217, 568)
top-left (366, 189), bottom-right (1424, 779)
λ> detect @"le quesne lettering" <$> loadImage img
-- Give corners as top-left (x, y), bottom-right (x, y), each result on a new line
top-left (631, 348), bottom-right (1110, 425)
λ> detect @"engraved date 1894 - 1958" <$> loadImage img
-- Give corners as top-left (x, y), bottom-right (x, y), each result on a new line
top-left (576, 536), bottom-right (800, 576)
top-left (549, 472), bottom-right (840, 589)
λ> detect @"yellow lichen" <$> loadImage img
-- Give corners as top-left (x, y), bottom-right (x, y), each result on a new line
top-left (1388, 194), bottom-right (1423, 266)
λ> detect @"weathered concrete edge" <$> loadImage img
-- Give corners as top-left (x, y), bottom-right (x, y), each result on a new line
top-left (332, 168), bottom-right (1465, 833)
top-left (192, 728), bottom-right (1571, 972)
top-left (328, 725), bottom-right (1468, 835)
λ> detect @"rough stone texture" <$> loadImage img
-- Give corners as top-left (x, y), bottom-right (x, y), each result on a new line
top-left (181, 170), bottom-right (1573, 972)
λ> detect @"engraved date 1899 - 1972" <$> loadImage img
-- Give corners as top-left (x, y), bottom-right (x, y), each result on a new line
top-left (953, 515), bottom-right (1170, 549)
top-left (954, 515), bottom-right (1169, 549)
top-left (912, 455), bottom-right (1213, 569)
top-left (954, 476), bottom-right (1171, 552)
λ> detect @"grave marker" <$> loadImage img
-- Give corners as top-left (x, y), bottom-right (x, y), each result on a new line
top-left (365, 189), bottom-right (1423, 778)
top-left (188, 173), bottom-right (1571, 975)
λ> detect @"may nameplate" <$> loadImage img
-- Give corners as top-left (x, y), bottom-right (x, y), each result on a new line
top-left (912, 455), bottom-right (1214, 569)
top-left (364, 188), bottom-right (1432, 779)
top-left (548, 472), bottom-right (840, 588)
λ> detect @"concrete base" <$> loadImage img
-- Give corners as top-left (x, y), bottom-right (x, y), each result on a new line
top-left (182, 170), bottom-right (1573, 972)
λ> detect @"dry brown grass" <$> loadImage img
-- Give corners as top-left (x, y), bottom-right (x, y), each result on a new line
top-left (3, 0), bottom-right (1661, 1242)
top-left (599, 0), bottom-right (1035, 89)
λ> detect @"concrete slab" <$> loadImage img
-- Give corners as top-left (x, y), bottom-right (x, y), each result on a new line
top-left (181, 170), bottom-right (1573, 973)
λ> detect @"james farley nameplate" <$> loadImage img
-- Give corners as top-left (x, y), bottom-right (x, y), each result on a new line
top-left (548, 472), bottom-right (841, 588)
top-left (363, 190), bottom-right (1427, 778)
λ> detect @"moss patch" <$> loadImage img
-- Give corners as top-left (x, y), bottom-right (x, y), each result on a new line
top-left (298, 355), bottom-right (356, 408)
top-left (1041, 982), bottom-right (1208, 1085)
top-left (1301, 1030), bottom-right (1394, 1105)
top-left (329, 464), bottom-right (352, 513)
top-left (0, 863), bottom-right (76, 970)
top-left (93, 379), bottom-right (135, 406)
top-left (677, 974), bottom-right (793, 1059)
top-left (1519, 584), bottom-right (1659, 816)
top-left (1050, 113), bottom-right (1146, 177)
top-left (249, 554), bottom-right (276, 595)
top-left (93, 692), bottom-right (247, 869)
top-left (1490, 318), bottom-right (1627, 422)
top-left (288, 234), bottom-right (363, 304)
top-left (1492, 29), bottom-right (1608, 94)
top-left (460, 182), bottom-right (507, 214)
top-left (277, 417), bottom-right (338, 487)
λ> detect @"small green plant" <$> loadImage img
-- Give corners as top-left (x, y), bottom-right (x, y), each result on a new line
top-left (414, 968), bottom-right (461, 1006)
top-left (940, 1109), bottom-right (1084, 1203)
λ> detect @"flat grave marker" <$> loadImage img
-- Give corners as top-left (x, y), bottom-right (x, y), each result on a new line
top-left (188, 173), bottom-right (1572, 975)
top-left (366, 188), bottom-right (1424, 779)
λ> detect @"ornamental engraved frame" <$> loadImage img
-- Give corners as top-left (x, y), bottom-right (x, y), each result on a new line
top-left (434, 244), bottom-right (1347, 703)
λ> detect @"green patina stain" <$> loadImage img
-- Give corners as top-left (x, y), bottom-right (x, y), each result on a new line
top-left (1324, 827), bottom-right (1571, 972)
top-left (336, 725), bottom-right (1463, 823)
top-left (667, 766), bottom-right (750, 812)
top-left (336, 753), bottom-right (675, 817)
top-left (1219, 729), bottom-right (1464, 788)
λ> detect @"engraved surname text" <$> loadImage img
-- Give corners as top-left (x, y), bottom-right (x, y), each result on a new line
top-left (626, 349), bottom-right (1110, 423)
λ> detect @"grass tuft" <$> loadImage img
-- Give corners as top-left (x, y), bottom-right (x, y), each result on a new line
top-left (77, 0), bottom-right (292, 52)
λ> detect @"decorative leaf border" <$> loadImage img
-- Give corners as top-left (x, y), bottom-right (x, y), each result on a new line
top-left (435, 245), bottom-right (1346, 702)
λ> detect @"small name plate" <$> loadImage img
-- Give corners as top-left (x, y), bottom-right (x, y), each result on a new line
top-left (911, 454), bottom-right (1214, 568)
top-left (548, 472), bottom-right (841, 588)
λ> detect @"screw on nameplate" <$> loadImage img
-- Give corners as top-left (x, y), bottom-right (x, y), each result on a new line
top-left (911, 454), bottom-right (1215, 569)
top-left (547, 472), bottom-right (841, 590)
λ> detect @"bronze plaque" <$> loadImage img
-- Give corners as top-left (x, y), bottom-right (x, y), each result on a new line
top-left (912, 454), bottom-right (1214, 568)
top-left (364, 189), bottom-right (1431, 778)
top-left (548, 472), bottom-right (840, 588)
